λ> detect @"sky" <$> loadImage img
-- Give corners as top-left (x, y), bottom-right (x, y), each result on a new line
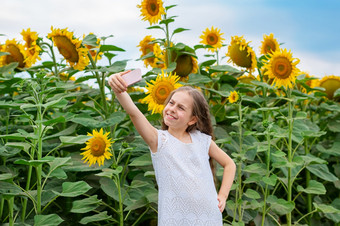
top-left (1, 0), bottom-right (340, 78)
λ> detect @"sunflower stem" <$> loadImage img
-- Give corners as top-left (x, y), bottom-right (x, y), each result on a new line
top-left (286, 88), bottom-right (293, 226)
top-left (216, 50), bottom-right (219, 65)
top-left (8, 197), bottom-right (14, 226)
top-left (115, 176), bottom-right (124, 226)
top-left (235, 100), bottom-right (244, 222)
top-left (21, 165), bottom-right (33, 222)
top-left (304, 139), bottom-right (312, 224)
top-left (88, 53), bottom-right (109, 119)
top-left (163, 13), bottom-right (172, 68)
top-left (36, 102), bottom-right (43, 214)
top-left (41, 42), bottom-right (59, 76)
top-left (0, 198), bottom-right (3, 220)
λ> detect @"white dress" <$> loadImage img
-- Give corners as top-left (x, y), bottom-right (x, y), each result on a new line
top-left (150, 129), bottom-right (223, 226)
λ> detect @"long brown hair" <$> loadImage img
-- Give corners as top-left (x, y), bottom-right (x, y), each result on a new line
top-left (161, 86), bottom-right (217, 183)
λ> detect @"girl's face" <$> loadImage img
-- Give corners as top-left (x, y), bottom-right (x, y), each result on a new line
top-left (163, 91), bottom-right (197, 130)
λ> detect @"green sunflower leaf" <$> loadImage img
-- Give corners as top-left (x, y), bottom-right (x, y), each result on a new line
top-left (14, 159), bottom-right (51, 167)
top-left (71, 195), bottom-right (101, 213)
top-left (244, 188), bottom-right (261, 199)
top-left (165, 4), bottom-right (177, 11)
top-left (314, 203), bottom-right (340, 214)
top-left (172, 28), bottom-right (190, 36)
top-left (59, 135), bottom-right (90, 145)
top-left (100, 44), bottom-right (125, 52)
top-left (267, 195), bottom-right (295, 215)
top-left (129, 153), bottom-right (152, 166)
top-left (147, 25), bottom-right (163, 30)
top-left (297, 180), bottom-right (326, 194)
top-left (160, 18), bottom-right (175, 25)
top-left (0, 62), bottom-right (18, 74)
top-left (54, 181), bottom-right (92, 197)
top-left (34, 214), bottom-right (64, 226)
top-left (82, 34), bottom-right (98, 46)
top-left (79, 211), bottom-right (111, 225)
top-left (307, 164), bottom-right (338, 182)
top-left (334, 88), bottom-right (340, 98)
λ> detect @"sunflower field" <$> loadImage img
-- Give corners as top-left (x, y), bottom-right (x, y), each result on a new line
top-left (0, 1), bottom-right (340, 226)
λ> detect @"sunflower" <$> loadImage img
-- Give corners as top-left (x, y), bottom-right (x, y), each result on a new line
top-left (228, 90), bottom-right (239, 103)
top-left (226, 35), bottom-right (257, 74)
top-left (200, 26), bottom-right (225, 52)
top-left (0, 39), bottom-right (30, 68)
top-left (137, 0), bottom-right (165, 25)
top-left (173, 53), bottom-right (198, 79)
top-left (260, 33), bottom-right (280, 55)
top-left (21, 28), bottom-right (41, 65)
top-left (263, 48), bottom-right (300, 89)
top-left (141, 70), bottom-right (182, 114)
top-left (80, 128), bottom-right (113, 166)
top-left (311, 75), bottom-right (340, 99)
top-left (47, 27), bottom-right (89, 71)
top-left (137, 35), bottom-right (164, 68)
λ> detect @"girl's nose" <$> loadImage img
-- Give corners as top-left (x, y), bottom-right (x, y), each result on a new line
top-left (168, 104), bottom-right (175, 112)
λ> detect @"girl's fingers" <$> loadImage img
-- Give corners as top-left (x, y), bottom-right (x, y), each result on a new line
top-left (109, 72), bottom-right (129, 93)
top-left (217, 197), bottom-right (225, 212)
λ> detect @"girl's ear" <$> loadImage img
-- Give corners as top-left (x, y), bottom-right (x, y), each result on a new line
top-left (188, 116), bottom-right (197, 126)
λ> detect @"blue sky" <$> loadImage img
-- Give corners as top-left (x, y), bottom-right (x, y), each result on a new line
top-left (1, 0), bottom-right (339, 78)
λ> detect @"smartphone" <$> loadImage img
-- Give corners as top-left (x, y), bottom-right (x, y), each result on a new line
top-left (121, 69), bottom-right (142, 86)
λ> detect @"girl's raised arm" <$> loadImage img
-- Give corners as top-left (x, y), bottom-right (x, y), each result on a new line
top-left (108, 71), bottom-right (158, 152)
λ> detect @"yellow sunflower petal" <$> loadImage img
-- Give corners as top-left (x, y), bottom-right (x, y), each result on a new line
top-left (21, 28), bottom-right (42, 65)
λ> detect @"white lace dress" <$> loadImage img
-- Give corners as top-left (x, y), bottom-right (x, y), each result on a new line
top-left (150, 129), bottom-right (223, 226)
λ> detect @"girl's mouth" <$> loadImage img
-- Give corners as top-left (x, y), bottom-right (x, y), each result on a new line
top-left (166, 113), bottom-right (177, 120)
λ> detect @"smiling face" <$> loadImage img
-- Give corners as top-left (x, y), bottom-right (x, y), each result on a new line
top-left (163, 91), bottom-right (197, 131)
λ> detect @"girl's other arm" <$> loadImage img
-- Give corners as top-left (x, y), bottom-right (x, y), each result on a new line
top-left (108, 72), bottom-right (158, 152)
top-left (209, 141), bottom-right (236, 213)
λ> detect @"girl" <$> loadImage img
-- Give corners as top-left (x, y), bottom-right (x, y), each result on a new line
top-left (108, 71), bottom-right (236, 226)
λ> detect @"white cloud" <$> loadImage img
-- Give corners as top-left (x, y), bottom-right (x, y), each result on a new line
top-left (295, 51), bottom-right (340, 78)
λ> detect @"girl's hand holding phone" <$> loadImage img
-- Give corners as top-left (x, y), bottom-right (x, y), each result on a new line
top-left (108, 69), bottom-right (142, 93)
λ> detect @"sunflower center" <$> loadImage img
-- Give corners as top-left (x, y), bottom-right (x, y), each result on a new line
top-left (265, 40), bottom-right (276, 53)
top-left (147, 0), bottom-right (159, 16)
top-left (271, 57), bottom-right (292, 79)
top-left (90, 137), bottom-right (106, 156)
top-left (5, 44), bottom-right (25, 68)
top-left (53, 36), bottom-right (79, 63)
top-left (320, 79), bottom-right (340, 99)
top-left (229, 43), bottom-right (252, 68)
top-left (207, 34), bottom-right (218, 45)
top-left (153, 82), bottom-right (172, 104)
top-left (173, 54), bottom-right (193, 77)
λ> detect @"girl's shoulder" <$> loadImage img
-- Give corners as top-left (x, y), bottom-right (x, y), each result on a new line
top-left (191, 129), bottom-right (211, 140)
